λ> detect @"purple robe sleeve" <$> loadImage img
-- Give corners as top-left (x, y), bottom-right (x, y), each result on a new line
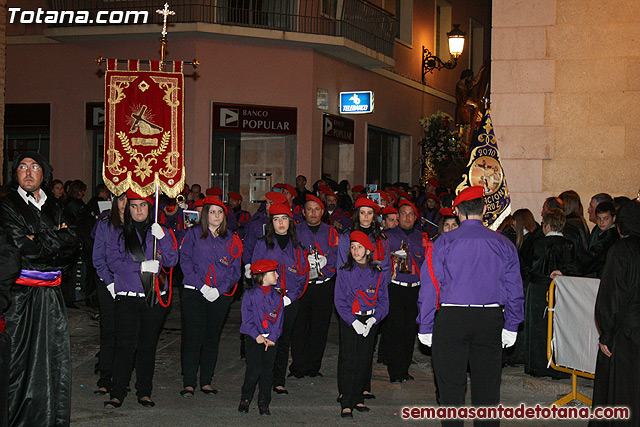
top-left (240, 290), bottom-right (260, 340)
top-left (334, 268), bottom-right (357, 325)
top-left (92, 219), bottom-right (113, 285)
top-left (157, 225), bottom-right (178, 268)
top-left (502, 242), bottom-right (525, 332)
top-left (179, 227), bottom-right (202, 289)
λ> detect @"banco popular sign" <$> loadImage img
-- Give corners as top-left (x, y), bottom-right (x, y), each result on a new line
top-left (212, 103), bottom-right (297, 135)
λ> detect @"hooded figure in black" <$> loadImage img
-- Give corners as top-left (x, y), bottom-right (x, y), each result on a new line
top-left (0, 151), bottom-right (79, 427)
top-left (591, 200), bottom-right (640, 426)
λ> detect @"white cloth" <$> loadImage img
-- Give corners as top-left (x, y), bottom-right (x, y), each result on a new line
top-left (151, 222), bottom-right (165, 239)
top-left (393, 249), bottom-right (407, 257)
top-left (200, 286), bottom-right (220, 302)
top-left (244, 264), bottom-right (252, 279)
top-left (140, 260), bottom-right (160, 274)
top-left (363, 317), bottom-right (376, 337)
top-left (352, 320), bottom-right (366, 335)
top-left (17, 187), bottom-right (47, 210)
top-left (501, 329), bottom-right (517, 348)
top-left (418, 333), bottom-right (432, 347)
top-left (107, 283), bottom-right (116, 299)
top-left (283, 296), bottom-right (291, 307)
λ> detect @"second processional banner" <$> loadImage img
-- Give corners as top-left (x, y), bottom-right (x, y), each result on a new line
top-left (103, 59), bottom-right (184, 198)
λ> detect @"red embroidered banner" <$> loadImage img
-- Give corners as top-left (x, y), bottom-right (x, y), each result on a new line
top-left (103, 59), bottom-right (185, 198)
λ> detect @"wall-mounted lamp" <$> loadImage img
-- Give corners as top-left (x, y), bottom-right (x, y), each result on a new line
top-left (422, 24), bottom-right (466, 83)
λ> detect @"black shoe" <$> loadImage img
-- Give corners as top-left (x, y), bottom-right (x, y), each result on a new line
top-left (403, 374), bottom-right (415, 381)
top-left (287, 371), bottom-right (305, 379)
top-left (259, 406), bottom-right (271, 415)
top-left (336, 394), bottom-right (343, 403)
top-left (354, 405), bottom-right (370, 412)
top-left (272, 386), bottom-right (288, 394)
top-left (103, 399), bottom-right (122, 408)
top-left (137, 398), bottom-right (155, 407)
top-left (238, 399), bottom-right (250, 413)
top-left (180, 389), bottom-right (194, 397)
top-left (362, 392), bottom-right (376, 399)
top-left (341, 409), bottom-right (353, 418)
top-left (390, 376), bottom-right (403, 384)
top-left (200, 387), bottom-right (218, 395)
top-left (94, 387), bottom-right (109, 395)
top-left (307, 371), bottom-right (323, 377)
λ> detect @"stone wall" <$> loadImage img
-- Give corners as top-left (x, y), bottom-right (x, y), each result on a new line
top-left (492, 0), bottom-right (640, 221)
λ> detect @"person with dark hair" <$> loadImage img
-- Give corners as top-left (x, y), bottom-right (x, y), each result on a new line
top-left (103, 190), bottom-right (178, 409)
top-left (228, 192), bottom-right (251, 239)
top-left (0, 152), bottom-right (79, 426)
top-left (0, 229), bottom-right (22, 427)
top-left (558, 190), bottom-right (589, 252)
top-left (417, 186), bottom-right (524, 424)
top-left (238, 259), bottom-right (284, 416)
top-left (293, 175), bottom-right (312, 207)
top-left (337, 180), bottom-right (353, 212)
top-left (335, 231), bottom-right (389, 418)
top-left (420, 193), bottom-right (440, 237)
top-left (91, 192), bottom-right (127, 395)
top-left (321, 185), bottom-right (352, 233)
top-left (250, 203), bottom-right (309, 395)
top-left (49, 179), bottom-right (65, 200)
top-left (64, 179), bottom-right (87, 226)
top-left (613, 196), bottom-right (631, 214)
top-left (179, 196), bottom-right (243, 397)
top-left (381, 206), bottom-right (399, 231)
top-left (432, 208), bottom-right (460, 241)
top-left (522, 208), bottom-right (574, 379)
top-left (591, 200), bottom-right (640, 425)
top-left (289, 195), bottom-right (339, 378)
top-left (381, 201), bottom-right (426, 383)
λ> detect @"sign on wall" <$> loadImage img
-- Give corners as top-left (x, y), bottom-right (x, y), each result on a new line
top-left (339, 91), bottom-right (374, 114)
top-left (212, 103), bottom-right (297, 135)
top-left (323, 113), bottom-right (354, 144)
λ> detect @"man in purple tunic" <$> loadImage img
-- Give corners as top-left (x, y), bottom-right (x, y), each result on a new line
top-left (417, 186), bottom-right (524, 427)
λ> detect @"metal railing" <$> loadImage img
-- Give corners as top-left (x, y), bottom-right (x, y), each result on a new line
top-left (47, 0), bottom-right (397, 57)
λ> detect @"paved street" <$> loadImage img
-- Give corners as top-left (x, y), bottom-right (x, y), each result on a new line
top-left (67, 292), bottom-right (591, 426)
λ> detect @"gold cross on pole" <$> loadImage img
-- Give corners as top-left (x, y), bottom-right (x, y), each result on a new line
top-left (156, 3), bottom-right (175, 38)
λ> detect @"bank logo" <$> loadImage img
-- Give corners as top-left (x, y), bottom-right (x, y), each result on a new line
top-left (324, 116), bottom-right (333, 134)
top-left (349, 94), bottom-right (361, 105)
top-left (220, 108), bottom-right (239, 127)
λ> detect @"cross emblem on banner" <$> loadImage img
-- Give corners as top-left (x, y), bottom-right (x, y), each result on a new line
top-left (156, 3), bottom-right (175, 38)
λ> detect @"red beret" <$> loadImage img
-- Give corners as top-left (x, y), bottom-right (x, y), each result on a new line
top-left (424, 193), bottom-right (439, 201)
top-left (355, 197), bottom-right (381, 214)
top-left (453, 186), bottom-right (485, 207)
top-left (397, 191), bottom-right (411, 201)
top-left (193, 199), bottom-right (204, 209)
top-left (251, 259), bottom-right (279, 274)
top-left (349, 231), bottom-right (374, 251)
top-left (126, 189), bottom-right (153, 205)
top-left (398, 200), bottom-right (419, 218)
top-left (352, 185), bottom-right (365, 193)
top-left (381, 206), bottom-right (398, 216)
top-left (228, 192), bottom-right (243, 202)
top-left (205, 187), bottom-right (223, 197)
top-left (387, 191), bottom-right (398, 202)
top-left (269, 203), bottom-right (292, 217)
top-left (318, 185), bottom-right (335, 197)
top-left (305, 194), bottom-right (324, 210)
top-left (427, 178), bottom-right (440, 188)
top-left (265, 191), bottom-right (288, 205)
top-left (274, 183), bottom-right (298, 198)
top-left (355, 193), bottom-right (368, 200)
top-left (375, 190), bottom-right (390, 204)
top-left (439, 208), bottom-right (456, 217)
top-left (203, 196), bottom-right (228, 216)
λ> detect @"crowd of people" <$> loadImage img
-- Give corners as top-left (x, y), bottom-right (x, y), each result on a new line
top-left (0, 151), bottom-right (639, 426)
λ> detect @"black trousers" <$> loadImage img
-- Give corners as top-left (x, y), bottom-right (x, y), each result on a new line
top-left (432, 306), bottom-right (503, 427)
top-left (181, 288), bottom-right (231, 388)
top-left (381, 283), bottom-right (419, 378)
top-left (290, 278), bottom-right (335, 375)
top-left (241, 336), bottom-right (277, 406)
top-left (337, 317), bottom-right (377, 410)
top-left (95, 276), bottom-right (116, 390)
top-left (272, 299), bottom-right (299, 387)
top-left (110, 296), bottom-right (166, 401)
top-left (0, 331), bottom-right (9, 427)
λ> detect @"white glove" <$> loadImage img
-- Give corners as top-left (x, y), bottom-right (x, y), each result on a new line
top-left (502, 329), bottom-right (517, 348)
top-left (316, 255), bottom-right (327, 269)
top-left (393, 249), bottom-right (407, 257)
top-left (362, 317), bottom-right (376, 337)
top-left (140, 260), bottom-right (160, 274)
top-left (283, 296), bottom-right (291, 307)
top-left (418, 333), bottom-right (432, 347)
top-left (307, 255), bottom-right (317, 268)
top-left (352, 320), bottom-right (366, 335)
top-left (151, 222), bottom-right (165, 240)
top-left (107, 282), bottom-right (116, 299)
top-left (200, 286), bottom-right (220, 302)
top-left (244, 264), bottom-right (252, 279)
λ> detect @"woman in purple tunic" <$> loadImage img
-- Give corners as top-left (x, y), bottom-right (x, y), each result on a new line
top-left (335, 231), bottom-right (389, 418)
top-left (179, 196), bottom-right (242, 396)
top-left (250, 203), bottom-right (309, 394)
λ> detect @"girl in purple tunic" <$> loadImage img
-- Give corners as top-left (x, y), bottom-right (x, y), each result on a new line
top-left (179, 196), bottom-right (242, 396)
top-left (335, 231), bottom-right (389, 418)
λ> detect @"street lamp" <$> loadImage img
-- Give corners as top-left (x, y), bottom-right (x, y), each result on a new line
top-left (422, 24), bottom-right (466, 83)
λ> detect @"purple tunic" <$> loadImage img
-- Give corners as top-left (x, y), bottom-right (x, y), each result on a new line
top-left (242, 212), bottom-right (268, 265)
top-left (92, 212), bottom-right (117, 285)
top-left (180, 227), bottom-right (242, 294)
top-left (240, 286), bottom-right (284, 342)
top-left (334, 264), bottom-right (389, 325)
top-left (295, 222), bottom-right (340, 279)
top-left (417, 219), bottom-right (524, 334)
top-left (291, 205), bottom-right (305, 224)
top-left (106, 225), bottom-right (179, 293)
top-left (386, 226), bottom-right (426, 283)
top-left (251, 238), bottom-right (309, 301)
top-left (327, 208), bottom-right (352, 232)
